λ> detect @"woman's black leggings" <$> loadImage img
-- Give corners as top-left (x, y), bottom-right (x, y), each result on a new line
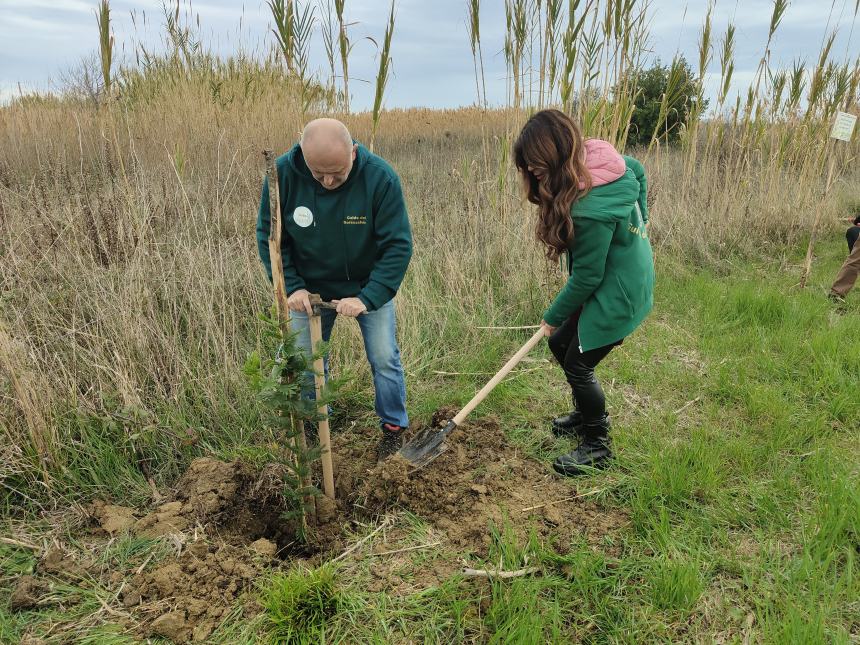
top-left (547, 311), bottom-right (622, 422)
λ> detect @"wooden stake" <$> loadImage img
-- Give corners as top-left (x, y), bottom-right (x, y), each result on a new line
top-left (263, 150), bottom-right (291, 326)
top-left (308, 295), bottom-right (336, 499)
top-left (262, 150), bottom-right (315, 520)
top-left (294, 415), bottom-right (316, 517)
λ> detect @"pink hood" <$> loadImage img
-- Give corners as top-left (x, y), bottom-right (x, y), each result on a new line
top-left (579, 138), bottom-right (626, 189)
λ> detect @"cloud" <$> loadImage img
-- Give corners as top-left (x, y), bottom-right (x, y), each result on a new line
top-left (0, 13), bottom-right (74, 34)
top-left (0, 0), bottom-right (92, 12)
top-left (0, 0), bottom-right (856, 110)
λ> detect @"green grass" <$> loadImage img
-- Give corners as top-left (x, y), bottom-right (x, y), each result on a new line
top-left (3, 238), bottom-right (858, 642)
top-left (260, 564), bottom-right (344, 644)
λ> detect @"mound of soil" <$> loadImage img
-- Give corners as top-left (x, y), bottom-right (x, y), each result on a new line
top-left (20, 414), bottom-right (626, 643)
top-left (124, 539), bottom-right (267, 643)
top-left (84, 457), bottom-right (338, 643)
top-left (89, 458), bottom-right (308, 547)
top-left (335, 415), bottom-right (627, 555)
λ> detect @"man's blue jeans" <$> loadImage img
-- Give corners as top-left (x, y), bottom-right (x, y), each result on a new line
top-left (289, 299), bottom-right (409, 428)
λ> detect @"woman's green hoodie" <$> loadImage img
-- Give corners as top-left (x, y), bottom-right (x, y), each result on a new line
top-left (543, 156), bottom-right (654, 351)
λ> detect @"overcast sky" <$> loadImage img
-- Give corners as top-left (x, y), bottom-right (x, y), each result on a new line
top-left (1, 0), bottom-right (857, 110)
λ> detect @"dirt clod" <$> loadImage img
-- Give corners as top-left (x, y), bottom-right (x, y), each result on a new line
top-left (89, 500), bottom-right (138, 534)
top-left (37, 547), bottom-right (84, 578)
top-left (542, 504), bottom-right (564, 526)
top-left (134, 501), bottom-right (189, 537)
top-left (10, 575), bottom-right (48, 610)
top-left (316, 495), bottom-right (338, 523)
top-left (151, 611), bottom-right (192, 643)
top-left (250, 538), bottom-right (278, 558)
top-left (121, 590), bottom-right (141, 608)
top-left (125, 457), bottom-right (251, 538)
top-left (175, 458), bottom-right (244, 519)
top-left (131, 543), bottom-right (261, 642)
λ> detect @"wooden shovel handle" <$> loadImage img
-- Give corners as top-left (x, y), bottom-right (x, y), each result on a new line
top-left (307, 293), bottom-right (338, 312)
top-left (308, 307), bottom-right (336, 499)
top-left (452, 327), bottom-right (545, 426)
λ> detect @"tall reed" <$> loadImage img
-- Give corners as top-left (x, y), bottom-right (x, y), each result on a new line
top-left (467, 0), bottom-right (488, 107)
top-left (334, 0), bottom-right (352, 113)
top-left (369, 0), bottom-right (396, 152)
top-left (96, 0), bottom-right (113, 102)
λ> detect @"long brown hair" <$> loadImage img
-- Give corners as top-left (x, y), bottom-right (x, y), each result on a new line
top-left (513, 109), bottom-right (591, 260)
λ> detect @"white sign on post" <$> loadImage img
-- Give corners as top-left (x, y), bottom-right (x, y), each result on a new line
top-left (830, 111), bottom-right (857, 141)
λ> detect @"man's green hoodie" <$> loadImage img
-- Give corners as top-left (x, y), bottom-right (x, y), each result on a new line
top-left (256, 143), bottom-right (412, 311)
top-left (543, 155), bottom-right (654, 352)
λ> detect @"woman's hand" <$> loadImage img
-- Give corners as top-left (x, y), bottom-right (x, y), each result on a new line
top-left (540, 320), bottom-right (557, 337)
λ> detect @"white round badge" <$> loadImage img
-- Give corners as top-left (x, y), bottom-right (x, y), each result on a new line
top-left (293, 206), bottom-right (314, 228)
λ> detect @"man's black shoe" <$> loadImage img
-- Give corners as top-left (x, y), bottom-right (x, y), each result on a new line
top-left (552, 415), bottom-right (613, 477)
top-left (377, 423), bottom-right (405, 462)
top-left (551, 409), bottom-right (584, 438)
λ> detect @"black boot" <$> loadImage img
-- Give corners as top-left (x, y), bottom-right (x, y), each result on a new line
top-left (551, 393), bottom-right (583, 438)
top-left (376, 424), bottom-right (405, 462)
top-left (552, 415), bottom-right (613, 476)
top-left (551, 409), bottom-right (584, 438)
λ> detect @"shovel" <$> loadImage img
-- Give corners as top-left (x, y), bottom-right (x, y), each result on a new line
top-left (399, 326), bottom-right (546, 469)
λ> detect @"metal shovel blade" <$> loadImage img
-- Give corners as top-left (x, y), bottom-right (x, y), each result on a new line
top-left (398, 421), bottom-right (457, 469)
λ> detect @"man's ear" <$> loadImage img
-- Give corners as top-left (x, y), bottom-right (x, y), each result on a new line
top-left (352, 144), bottom-right (358, 160)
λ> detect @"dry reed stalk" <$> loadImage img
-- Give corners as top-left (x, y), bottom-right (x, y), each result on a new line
top-left (0, 320), bottom-right (55, 487)
top-left (369, 0), bottom-right (396, 153)
top-left (335, 0), bottom-right (351, 113)
top-left (96, 0), bottom-right (113, 102)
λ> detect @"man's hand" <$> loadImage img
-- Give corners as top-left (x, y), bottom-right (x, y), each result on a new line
top-left (540, 320), bottom-right (557, 337)
top-left (332, 297), bottom-right (367, 317)
top-left (287, 289), bottom-right (313, 315)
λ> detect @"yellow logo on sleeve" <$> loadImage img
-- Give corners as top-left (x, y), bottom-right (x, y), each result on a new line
top-left (344, 215), bottom-right (367, 225)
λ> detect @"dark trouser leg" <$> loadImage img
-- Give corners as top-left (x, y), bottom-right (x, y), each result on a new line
top-left (548, 313), bottom-right (621, 476)
top-left (548, 312), bottom-right (619, 423)
top-left (546, 314), bottom-right (582, 435)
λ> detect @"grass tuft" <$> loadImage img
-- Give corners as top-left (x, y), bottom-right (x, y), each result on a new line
top-left (261, 564), bottom-right (343, 643)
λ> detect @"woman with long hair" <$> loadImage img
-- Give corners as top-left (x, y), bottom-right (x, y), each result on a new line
top-left (513, 109), bottom-right (654, 476)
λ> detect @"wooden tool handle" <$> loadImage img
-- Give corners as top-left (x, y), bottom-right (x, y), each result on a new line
top-left (309, 310), bottom-right (336, 499)
top-left (308, 293), bottom-right (338, 311)
top-left (452, 327), bottom-right (545, 426)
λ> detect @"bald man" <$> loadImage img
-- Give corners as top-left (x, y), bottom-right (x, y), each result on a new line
top-left (256, 118), bottom-right (413, 461)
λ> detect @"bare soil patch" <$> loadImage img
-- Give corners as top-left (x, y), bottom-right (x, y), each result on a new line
top-left (11, 413), bottom-right (628, 643)
top-left (127, 540), bottom-right (265, 643)
top-left (337, 413), bottom-right (627, 555)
